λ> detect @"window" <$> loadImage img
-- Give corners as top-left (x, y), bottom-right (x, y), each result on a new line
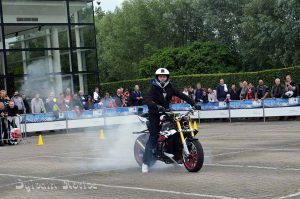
top-left (0, 27), bottom-right (3, 49)
top-left (2, 0), bottom-right (68, 23)
top-left (0, 52), bottom-right (5, 75)
top-left (4, 25), bottom-right (70, 49)
top-left (74, 73), bottom-right (97, 94)
top-left (6, 50), bottom-right (72, 75)
top-left (71, 25), bottom-right (95, 48)
top-left (72, 49), bottom-right (97, 72)
top-left (69, 1), bottom-right (93, 23)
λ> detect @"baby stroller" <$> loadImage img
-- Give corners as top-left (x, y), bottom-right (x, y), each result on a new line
top-left (0, 117), bottom-right (22, 145)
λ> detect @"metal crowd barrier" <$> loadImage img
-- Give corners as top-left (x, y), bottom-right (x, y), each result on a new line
top-left (4, 97), bottom-right (300, 135)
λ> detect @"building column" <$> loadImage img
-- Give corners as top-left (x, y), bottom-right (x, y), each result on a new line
top-left (50, 27), bottom-right (63, 95)
top-left (45, 28), bottom-right (55, 95)
top-left (74, 11), bottom-right (85, 93)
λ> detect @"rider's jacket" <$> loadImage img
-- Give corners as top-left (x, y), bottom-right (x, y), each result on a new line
top-left (145, 79), bottom-right (195, 114)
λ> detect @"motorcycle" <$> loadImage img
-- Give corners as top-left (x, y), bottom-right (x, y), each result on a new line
top-left (133, 108), bottom-right (204, 172)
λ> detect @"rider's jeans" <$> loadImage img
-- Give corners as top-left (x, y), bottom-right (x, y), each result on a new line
top-left (143, 113), bottom-right (160, 166)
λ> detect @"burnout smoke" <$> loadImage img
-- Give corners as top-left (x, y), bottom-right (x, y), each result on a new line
top-left (19, 59), bottom-right (72, 98)
top-left (77, 119), bottom-right (146, 171)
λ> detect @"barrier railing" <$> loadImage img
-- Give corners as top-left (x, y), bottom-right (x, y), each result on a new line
top-left (4, 97), bottom-right (300, 135)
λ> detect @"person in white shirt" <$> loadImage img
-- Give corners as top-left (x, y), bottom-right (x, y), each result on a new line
top-left (208, 88), bottom-right (218, 102)
top-left (93, 87), bottom-right (100, 103)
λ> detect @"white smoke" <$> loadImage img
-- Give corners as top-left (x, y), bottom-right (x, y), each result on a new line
top-left (19, 59), bottom-right (71, 98)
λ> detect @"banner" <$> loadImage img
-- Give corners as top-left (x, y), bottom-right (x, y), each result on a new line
top-left (200, 102), bottom-right (229, 110)
top-left (229, 100), bottom-right (262, 109)
top-left (263, 98), bottom-right (299, 108)
top-left (23, 97), bottom-right (300, 123)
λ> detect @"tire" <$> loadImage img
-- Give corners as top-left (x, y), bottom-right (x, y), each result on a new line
top-left (183, 139), bottom-right (204, 172)
top-left (0, 132), bottom-right (4, 146)
top-left (133, 133), bottom-right (156, 167)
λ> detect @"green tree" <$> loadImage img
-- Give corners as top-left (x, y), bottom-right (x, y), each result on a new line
top-left (139, 41), bottom-right (239, 77)
top-left (239, 0), bottom-right (300, 71)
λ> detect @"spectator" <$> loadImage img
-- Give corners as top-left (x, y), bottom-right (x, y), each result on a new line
top-left (182, 87), bottom-right (189, 96)
top-left (122, 89), bottom-right (130, 107)
top-left (246, 82), bottom-right (256, 100)
top-left (271, 78), bottom-right (284, 98)
top-left (216, 79), bottom-right (229, 101)
top-left (208, 88), bottom-right (218, 102)
top-left (224, 94), bottom-right (231, 103)
top-left (172, 96), bottom-right (181, 104)
top-left (7, 100), bottom-right (19, 117)
top-left (101, 92), bottom-right (114, 108)
top-left (45, 92), bottom-right (56, 113)
top-left (11, 91), bottom-right (25, 114)
top-left (284, 75), bottom-right (298, 98)
top-left (6, 101), bottom-right (19, 137)
top-left (57, 93), bottom-right (67, 112)
top-left (64, 88), bottom-right (73, 110)
top-left (74, 106), bottom-right (82, 118)
top-left (31, 94), bottom-right (46, 114)
top-left (0, 102), bottom-right (8, 143)
top-left (84, 96), bottom-right (94, 110)
top-left (229, 84), bottom-right (240, 101)
top-left (131, 85), bottom-right (143, 106)
top-left (240, 81), bottom-right (248, 100)
top-left (78, 90), bottom-right (87, 106)
top-left (22, 95), bottom-right (30, 113)
top-left (201, 90), bottom-right (209, 103)
top-left (114, 89), bottom-right (123, 107)
top-left (238, 81), bottom-right (243, 97)
top-left (256, 80), bottom-right (269, 100)
top-left (73, 94), bottom-right (84, 110)
top-left (0, 90), bottom-right (10, 106)
top-left (194, 83), bottom-right (203, 103)
top-left (0, 102), bottom-right (6, 116)
top-left (93, 87), bottom-right (101, 103)
top-left (188, 86), bottom-right (194, 99)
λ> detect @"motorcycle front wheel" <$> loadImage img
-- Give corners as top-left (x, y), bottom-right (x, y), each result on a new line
top-left (183, 140), bottom-right (204, 172)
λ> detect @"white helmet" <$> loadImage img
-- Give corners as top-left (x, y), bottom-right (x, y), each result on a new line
top-left (155, 68), bottom-right (170, 76)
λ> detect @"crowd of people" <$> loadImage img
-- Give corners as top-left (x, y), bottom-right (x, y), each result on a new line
top-left (0, 74), bottom-right (298, 117)
top-left (0, 74), bottom-right (298, 145)
top-left (176, 75), bottom-right (299, 104)
top-left (0, 85), bottom-right (144, 117)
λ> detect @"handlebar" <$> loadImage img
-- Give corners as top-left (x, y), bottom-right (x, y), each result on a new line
top-left (159, 107), bottom-right (195, 117)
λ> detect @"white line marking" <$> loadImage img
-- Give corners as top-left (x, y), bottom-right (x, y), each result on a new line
top-left (207, 147), bottom-right (300, 152)
top-left (0, 148), bottom-right (105, 162)
top-left (0, 168), bottom-right (123, 189)
top-left (208, 150), bottom-right (249, 157)
top-left (273, 190), bottom-right (300, 199)
top-left (0, 173), bottom-right (242, 199)
top-left (206, 163), bottom-right (300, 171)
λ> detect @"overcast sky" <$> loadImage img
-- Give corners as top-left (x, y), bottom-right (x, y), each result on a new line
top-left (96, 0), bottom-right (124, 12)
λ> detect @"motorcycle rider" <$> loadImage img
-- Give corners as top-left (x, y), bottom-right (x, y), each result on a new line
top-left (142, 68), bottom-right (196, 173)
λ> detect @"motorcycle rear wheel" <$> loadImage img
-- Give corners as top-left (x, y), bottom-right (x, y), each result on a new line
top-left (133, 134), bottom-right (156, 167)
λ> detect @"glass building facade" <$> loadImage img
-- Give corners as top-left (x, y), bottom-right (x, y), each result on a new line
top-left (0, 0), bottom-right (98, 97)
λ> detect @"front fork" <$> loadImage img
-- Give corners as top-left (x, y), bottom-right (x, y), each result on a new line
top-left (175, 118), bottom-right (190, 156)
